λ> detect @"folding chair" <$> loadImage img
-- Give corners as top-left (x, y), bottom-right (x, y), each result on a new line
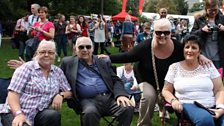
top-left (162, 102), bottom-right (192, 126)
top-left (0, 78), bottom-right (11, 104)
top-left (0, 78), bottom-right (11, 126)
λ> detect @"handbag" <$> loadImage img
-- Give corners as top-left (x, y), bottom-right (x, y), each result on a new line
top-left (72, 34), bottom-right (81, 44)
top-left (25, 36), bottom-right (39, 51)
top-left (151, 40), bottom-right (165, 111)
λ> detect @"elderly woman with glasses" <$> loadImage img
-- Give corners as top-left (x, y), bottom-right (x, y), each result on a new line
top-left (2, 40), bottom-right (72, 126)
top-left (99, 18), bottom-right (211, 126)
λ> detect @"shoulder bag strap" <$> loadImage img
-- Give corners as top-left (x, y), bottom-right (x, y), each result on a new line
top-left (151, 40), bottom-right (160, 92)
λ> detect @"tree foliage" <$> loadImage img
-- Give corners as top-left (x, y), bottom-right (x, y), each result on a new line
top-left (0, 0), bottom-right (121, 21)
top-left (144, 0), bottom-right (189, 15)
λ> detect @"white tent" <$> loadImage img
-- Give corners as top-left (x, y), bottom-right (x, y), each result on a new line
top-left (141, 12), bottom-right (195, 32)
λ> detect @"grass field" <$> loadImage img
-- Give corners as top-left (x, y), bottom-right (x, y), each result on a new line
top-left (0, 38), bottom-right (177, 126)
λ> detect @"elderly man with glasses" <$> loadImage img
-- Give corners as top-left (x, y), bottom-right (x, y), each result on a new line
top-left (60, 37), bottom-right (134, 126)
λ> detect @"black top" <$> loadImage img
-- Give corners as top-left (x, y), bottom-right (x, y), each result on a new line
top-left (110, 39), bottom-right (184, 90)
top-left (191, 13), bottom-right (224, 67)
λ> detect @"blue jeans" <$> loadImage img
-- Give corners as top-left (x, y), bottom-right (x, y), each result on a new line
top-left (183, 103), bottom-right (224, 126)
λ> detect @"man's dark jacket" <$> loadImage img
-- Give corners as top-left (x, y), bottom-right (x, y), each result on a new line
top-left (60, 55), bottom-right (129, 114)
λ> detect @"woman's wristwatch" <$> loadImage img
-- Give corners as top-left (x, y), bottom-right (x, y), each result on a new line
top-left (59, 92), bottom-right (64, 99)
top-left (216, 104), bottom-right (224, 110)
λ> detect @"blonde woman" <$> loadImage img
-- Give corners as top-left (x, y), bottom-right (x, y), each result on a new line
top-left (121, 15), bottom-right (135, 52)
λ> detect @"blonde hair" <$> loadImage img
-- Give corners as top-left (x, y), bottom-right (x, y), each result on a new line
top-left (154, 18), bottom-right (172, 31)
top-left (125, 15), bottom-right (131, 21)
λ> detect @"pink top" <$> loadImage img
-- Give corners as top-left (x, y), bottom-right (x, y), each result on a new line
top-left (31, 21), bottom-right (55, 41)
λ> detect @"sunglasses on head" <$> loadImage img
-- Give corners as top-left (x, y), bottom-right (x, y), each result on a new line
top-left (155, 31), bottom-right (171, 36)
top-left (78, 45), bottom-right (92, 50)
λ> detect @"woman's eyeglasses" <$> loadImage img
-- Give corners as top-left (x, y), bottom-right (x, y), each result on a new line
top-left (78, 45), bottom-right (92, 50)
top-left (155, 31), bottom-right (171, 36)
top-left (38, 51), bottom-right (55, 55)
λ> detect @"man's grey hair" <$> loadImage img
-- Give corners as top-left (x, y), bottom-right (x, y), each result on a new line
top-left (31, 3), bottom-right (40, 9)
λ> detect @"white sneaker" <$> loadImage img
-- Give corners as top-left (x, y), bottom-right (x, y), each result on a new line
top-left (57, 57), bottom-right (61, 62)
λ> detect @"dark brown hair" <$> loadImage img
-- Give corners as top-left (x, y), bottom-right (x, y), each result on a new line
top-left (205, 0), bottom-right (219, 10)
top-left (38, 6), bottom-right (48, 13)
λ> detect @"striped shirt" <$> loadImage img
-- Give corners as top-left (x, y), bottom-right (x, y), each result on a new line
top-left (8, 61), bottom-right (71, 125)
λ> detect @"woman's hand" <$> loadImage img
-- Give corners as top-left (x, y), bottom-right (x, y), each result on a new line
top-left (97, 54), bottom-right (110, 59)
top-left (51, 94), bottom-right (63, 110)
top-left (210, 108), bottom-right (224, 119)
top-left (171, 100), bottom-right (183, 113)
top-left (12, 114), bottom-right (31, 126)
top-left (198, 54), bottom-right (212, 68)
top-left (7, 57), bottom-right (25, 69)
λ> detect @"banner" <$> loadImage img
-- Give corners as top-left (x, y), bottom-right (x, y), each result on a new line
top-left (139, 0), bottom-right (144, 15)
top-left (122, 0), bottom-right (127, 12)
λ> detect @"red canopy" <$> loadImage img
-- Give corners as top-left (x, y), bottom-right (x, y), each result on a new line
top-left (112, 11), bottom-right (138, 21)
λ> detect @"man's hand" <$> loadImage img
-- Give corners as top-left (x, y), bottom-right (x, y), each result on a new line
top-left (51, 94), bottom-right (63, 110)
top-left (8, 57), bottom-right (25, 69)
top-left (12, 114), bottom-right (31, 126)
top-left (116, 96), bottom-right (133, 107)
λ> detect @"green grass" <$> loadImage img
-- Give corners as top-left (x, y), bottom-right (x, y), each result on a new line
top-left (0, 39), bottom-right (177, 126)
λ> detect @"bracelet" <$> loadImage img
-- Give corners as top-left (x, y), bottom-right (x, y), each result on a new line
top-left (170, 98), bottom-right (177, 104)
top-left (13, 110), bottom-right (23, 117)
top-left (59, 93), bottom-right (64, 99)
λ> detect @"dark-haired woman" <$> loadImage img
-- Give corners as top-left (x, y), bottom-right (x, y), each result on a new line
top-left (162, 34), bottom-right (224, 126)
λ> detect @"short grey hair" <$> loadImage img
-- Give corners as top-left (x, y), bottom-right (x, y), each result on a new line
top-left (31, 3), bottom-right (40, 9)
top-left (75, 37), bottom-right (93, 47)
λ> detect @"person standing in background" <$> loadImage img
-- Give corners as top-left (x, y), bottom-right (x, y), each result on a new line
top-left (26, 6), bottom-right (55, 61)
top-left (136, 22), bottom-right (151, 44)
top-left (65, 16), bottom-right (81, 47)
top-left (0, 21), bottom-right (2, 48)
top-left (14, 13), bottom-right (29, 60)
top-left (191, 0), bottom-right (224, 69)
top-left (88, 17), bottom-right (96, 45)
top-left (93, 15), bottom-right (106, 55)
top-left (78, 16), bottom-right (89, 37)
top-left (54, 14), bottom-right (67, 62)
top-left (121, 15), bottom-right (135, 52)
top-left (27, 3), bottom-right (40, 33)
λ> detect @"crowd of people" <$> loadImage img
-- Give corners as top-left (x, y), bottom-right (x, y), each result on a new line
top-left (1, 0), bottom-right (224, 126)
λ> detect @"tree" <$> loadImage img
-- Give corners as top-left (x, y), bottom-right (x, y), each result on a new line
top-left (144, 0), bottom-right (158, 13)
top-left (173, 0), bottom-right (188, 15)
top-left (144, 0), bottom-right (189, 15)
top-left (189, 2), bottom-right (204, 12)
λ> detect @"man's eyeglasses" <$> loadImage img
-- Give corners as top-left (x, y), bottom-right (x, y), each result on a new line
top-left (38, 51), bottom-right (55, 55)
top-left (78, 45), bottom-right (92, 50)
top-left (155, 31), bottom-right (171, 36)
top-left (161, 12), bottom-right (167, 14)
